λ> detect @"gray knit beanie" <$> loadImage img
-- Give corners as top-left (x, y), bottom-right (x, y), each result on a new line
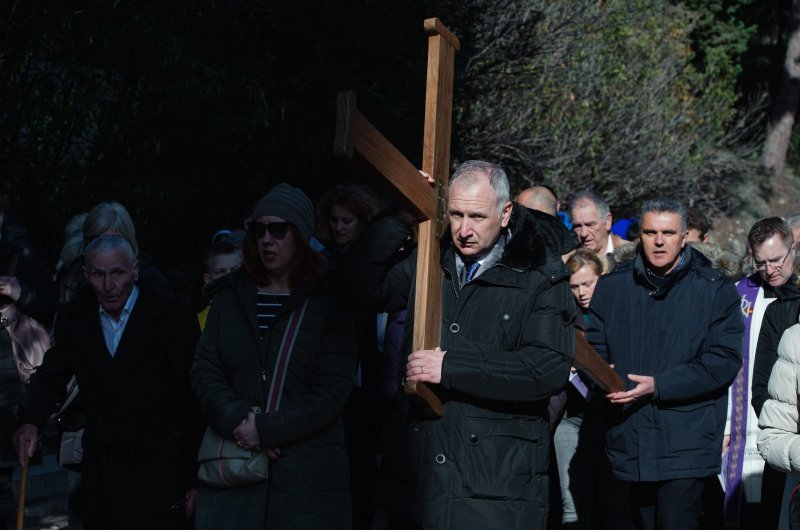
top-left (250, 183), bottom-right (314, 242)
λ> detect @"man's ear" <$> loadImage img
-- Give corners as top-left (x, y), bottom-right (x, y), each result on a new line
top-left (605, 213), bottom-right (612, 231)
top-left (203, 272), bottom-right (211, 284)
top-left (82, 265), bottom-right (88, 280)
top-left (500, 201), bottom-right (513, 228)
top-left (132, 260), bottom-right (140, 281)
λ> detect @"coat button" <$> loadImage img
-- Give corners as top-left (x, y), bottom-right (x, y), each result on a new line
top-left (449, 323), bottom-right (460, 334)
top-left (502, 314), bottom-right (511, 322)
top-left (469, 434), bottom-right (478, 443)
top-left (435, 454), bottom-right (446, 464)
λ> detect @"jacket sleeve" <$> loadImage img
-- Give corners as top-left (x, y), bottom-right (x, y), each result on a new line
top-left (653, 280), bottom-right (743, 402)
top-left (334, 212), bottom-right (415, 314)
top-left (752, 301), bottom-right (784, 417)
top-left (255, 303), bottom-right (357, 447)
top-left (756, 351), bottom-right (800, 473)
top-left (191, 291), bottom-right (253, 438)
top-left (166, 305), bottom-right (203, 489)
top-left (757, 427), bottom-right (800, 473)
top-left (439, 273), bottom-right (574, 402)
top-left (585, 277), bottom-right (610, 362)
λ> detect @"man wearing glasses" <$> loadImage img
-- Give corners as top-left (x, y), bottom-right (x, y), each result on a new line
top-left (727, 217), bottom-right (799, 528)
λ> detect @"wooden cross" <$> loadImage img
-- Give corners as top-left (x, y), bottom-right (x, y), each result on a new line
top-left (334, 18), bottom-right (460, 417)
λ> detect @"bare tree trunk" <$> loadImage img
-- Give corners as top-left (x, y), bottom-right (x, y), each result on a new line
top-left (763, 0), bottom-right (800, 177)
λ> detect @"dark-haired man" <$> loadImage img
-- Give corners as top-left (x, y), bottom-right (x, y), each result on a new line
top-left (586, 198), bottom-right (742, 530)
top-left (13, 235), bottom-right (202, 530)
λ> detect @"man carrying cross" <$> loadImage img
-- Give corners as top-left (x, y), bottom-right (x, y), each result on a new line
top-left (337, 159), bottom-right (575, 529)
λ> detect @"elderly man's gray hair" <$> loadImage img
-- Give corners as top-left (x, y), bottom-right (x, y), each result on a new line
top-left (639, 198), bottom-right (687, 233)
top-left (84, 234), bottom-right (137, 266)
top-left (450, 160), bottom-right (511, 214)
top-left (570, 189), bottom-right (611, 219)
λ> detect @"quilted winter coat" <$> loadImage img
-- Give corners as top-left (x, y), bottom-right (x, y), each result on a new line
top-left (191, 269), bottom-right (356, 530)
top-left (338, 205), bottom-right (576, 529)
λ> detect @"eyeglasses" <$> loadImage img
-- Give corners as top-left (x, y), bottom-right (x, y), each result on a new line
top-left (754, 248), bottom-right (792, 272)
top-left (248, 221), bottom-right (291, 240)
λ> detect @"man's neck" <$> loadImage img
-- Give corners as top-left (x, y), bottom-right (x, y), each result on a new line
top-left (600, 233), bottom-right (612, 255)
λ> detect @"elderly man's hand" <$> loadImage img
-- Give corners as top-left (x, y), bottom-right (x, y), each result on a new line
top-left (606, 374), bottom-right (654, 404)
top-left (406, 347), bottom-right (446, 384)
top-left (12, 424), bottom-right (38, 468)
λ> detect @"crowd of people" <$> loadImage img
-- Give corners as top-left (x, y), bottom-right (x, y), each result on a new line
top-left (0, 163), bottom-right (798, 530)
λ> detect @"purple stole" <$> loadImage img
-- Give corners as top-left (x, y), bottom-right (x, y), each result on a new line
top-left (726, 274), bottom-right (761, 522)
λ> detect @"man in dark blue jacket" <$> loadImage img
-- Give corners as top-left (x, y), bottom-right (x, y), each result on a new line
top-left (586, 198), bottom-right (743, 530)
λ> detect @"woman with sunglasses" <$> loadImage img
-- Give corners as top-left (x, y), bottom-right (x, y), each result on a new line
top-left (192, 183), bottom-right (356, 529)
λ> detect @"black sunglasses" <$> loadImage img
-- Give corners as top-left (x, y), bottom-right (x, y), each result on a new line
top-left (248, 221), bottom-right (291, 240)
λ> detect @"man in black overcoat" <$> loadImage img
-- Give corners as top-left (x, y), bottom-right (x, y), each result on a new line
top-left (13, 234), bottom-right (202, 530)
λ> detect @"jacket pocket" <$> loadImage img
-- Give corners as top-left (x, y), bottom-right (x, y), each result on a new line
top-left (658, 400), bottom-right (718, 454)
top-left (461, 416), bottom-right (545, 500)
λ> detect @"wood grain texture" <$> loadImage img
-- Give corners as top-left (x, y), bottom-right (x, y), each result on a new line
top-left (331, 19), bottom-right (459, 418)
top-left (574, 329), bottom-right (625, 393)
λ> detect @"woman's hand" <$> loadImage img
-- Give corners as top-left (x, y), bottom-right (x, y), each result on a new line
top-left (232, 411), bottom-right (262, 451)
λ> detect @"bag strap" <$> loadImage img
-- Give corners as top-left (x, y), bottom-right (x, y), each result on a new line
top-left (265, 298), bottom-right (309, 413)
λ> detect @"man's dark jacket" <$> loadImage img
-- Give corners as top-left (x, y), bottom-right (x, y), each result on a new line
top-left (752, 282), bottom-right (800, 417)
top-left (21, 284), bottom-right (202, 530)
top-left (338, 204), bottom-right (576, 529)
top-left (586, 246), bottom-right (743, 482)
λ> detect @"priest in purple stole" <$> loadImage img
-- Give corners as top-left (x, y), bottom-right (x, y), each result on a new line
top-left (726, 217), bottom-right (797, 528)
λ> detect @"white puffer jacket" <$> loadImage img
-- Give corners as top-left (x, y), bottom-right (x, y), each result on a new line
top-left (757, 318), bottom-right (800, 472)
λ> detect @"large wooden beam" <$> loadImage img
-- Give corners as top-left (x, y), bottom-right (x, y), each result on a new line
top-left (332, 18), bottom-right (460, 418)
top-left (334, 91), bottom-right (436, 222)
top-left (412, 18), bottom-right (459, 353)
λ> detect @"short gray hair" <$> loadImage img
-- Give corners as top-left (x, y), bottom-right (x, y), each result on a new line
top-left (450, 160), bottom-right (510, 213)
top-left (570, 189), bottom-right (611, 219)
top-left (84, 235), bottom-right (137, 267)
top-left (639, 198), bottom-right (687, 233)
